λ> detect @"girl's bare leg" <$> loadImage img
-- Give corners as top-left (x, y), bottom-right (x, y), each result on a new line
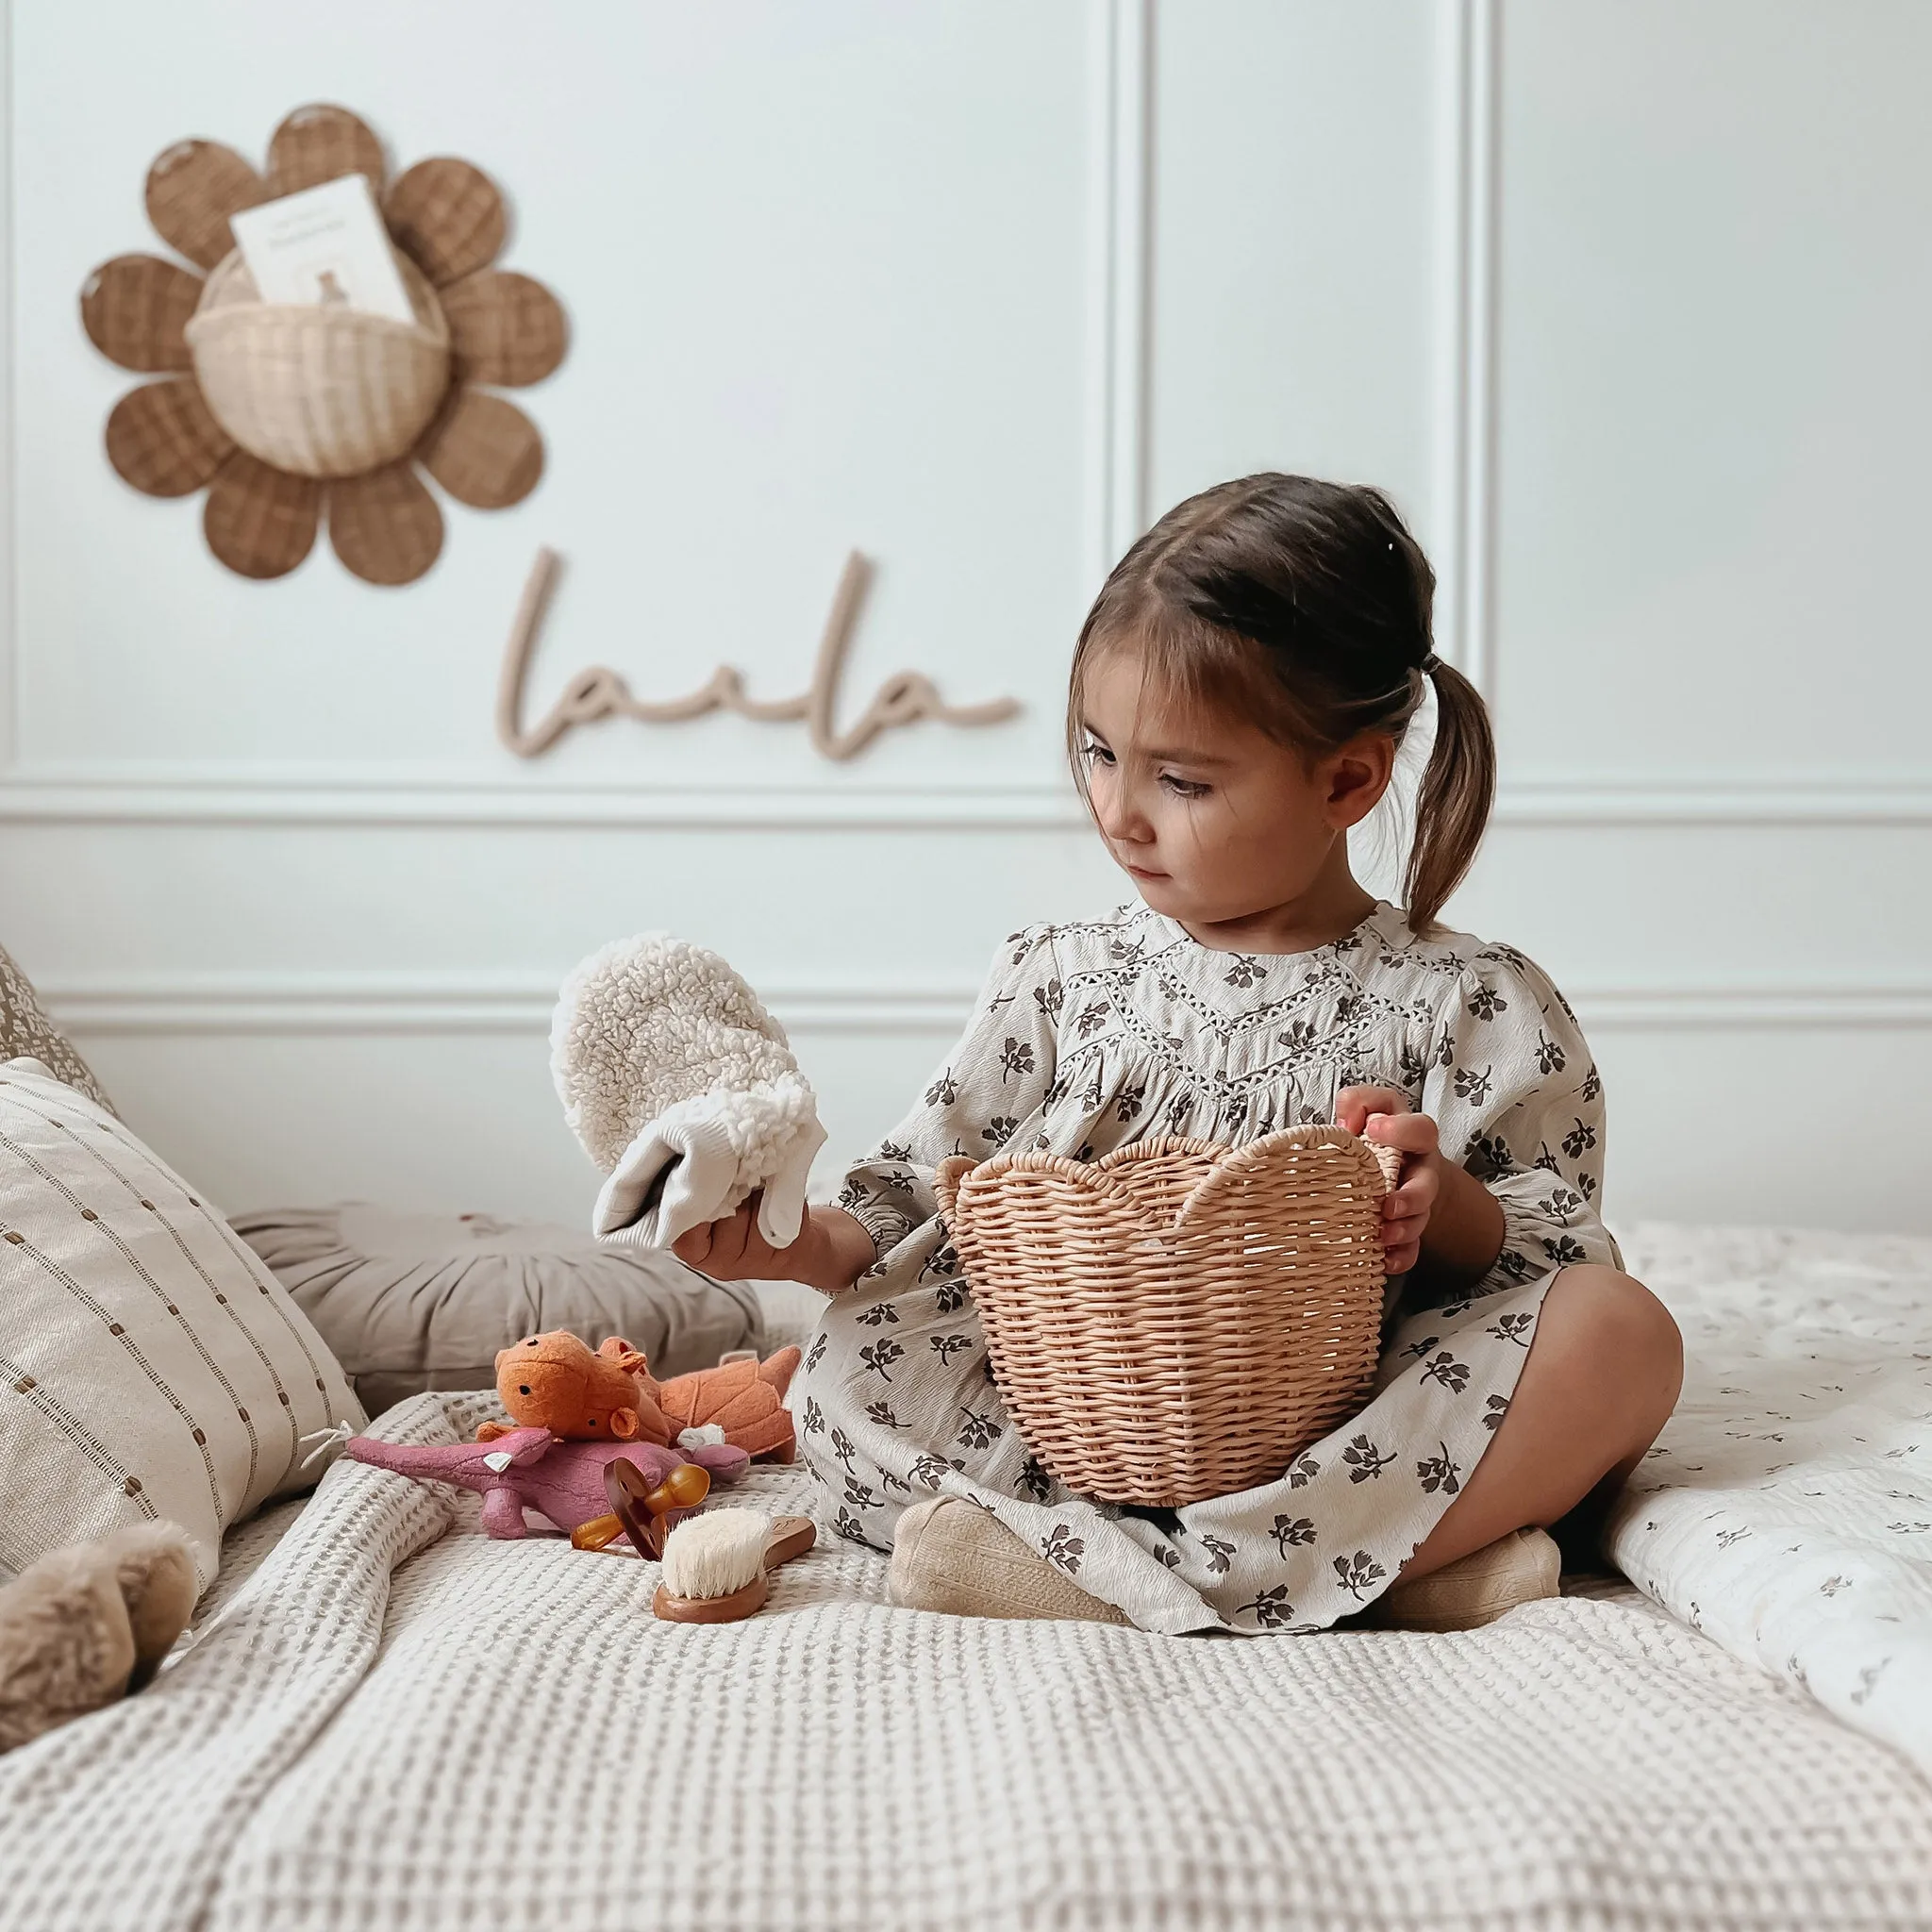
top-left (1398, 1265), bottom-right (1683, 1582)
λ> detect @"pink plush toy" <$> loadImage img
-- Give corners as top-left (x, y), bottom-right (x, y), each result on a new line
top-left (341, 1426), bottom-right (749, 1542)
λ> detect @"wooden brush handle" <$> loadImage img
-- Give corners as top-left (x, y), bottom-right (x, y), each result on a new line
top-left (765, 1515), bottom-right (817, 1570)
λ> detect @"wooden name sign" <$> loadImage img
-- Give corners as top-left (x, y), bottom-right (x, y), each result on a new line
top-left (496, 548), bottom-right (1021, 762)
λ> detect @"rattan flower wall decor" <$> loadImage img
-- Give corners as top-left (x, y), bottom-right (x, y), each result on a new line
top-left (79, 104), bottom-right (567, 585)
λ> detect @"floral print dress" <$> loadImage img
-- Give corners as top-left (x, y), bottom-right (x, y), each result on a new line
top-left (797, 900), bottom-right (1621, 1634)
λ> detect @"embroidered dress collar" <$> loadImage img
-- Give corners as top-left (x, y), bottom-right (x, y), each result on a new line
top-left (1141, 900), bottom-right (1402, 971)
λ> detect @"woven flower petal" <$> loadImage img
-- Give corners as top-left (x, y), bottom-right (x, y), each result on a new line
top-left (441, 271), bottom-right (568, 388)
top-left (204, 453), bottom-right (321, 579)
top-left (267, 104), bottom-right (385, 197)
top-left (327, 461), bottom-right (443, 585)
top-left (106, 379), bottom-right (233, 497)
top-left (79, 256), bottom-right (200, 373)
top-left (144, 139), bottom-right (266, 271)
top-left (384, 158), bottom-right (506, 287)
top-left (416, 390), bottom-right (542, 508)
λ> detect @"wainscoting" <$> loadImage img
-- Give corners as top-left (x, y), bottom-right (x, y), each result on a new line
top-left (4, 1), bottom-right (1927, 1234)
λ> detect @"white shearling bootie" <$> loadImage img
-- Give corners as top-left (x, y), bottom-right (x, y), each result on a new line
top-left (552, 935), bottom-right (827, 1251)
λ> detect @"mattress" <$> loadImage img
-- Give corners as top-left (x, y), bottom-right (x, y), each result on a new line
top-left (0, 1224), bottom-right (1927, 1932)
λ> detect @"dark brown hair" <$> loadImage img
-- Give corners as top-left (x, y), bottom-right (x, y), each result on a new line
top-left (1066, 473), bottom-right (1495, 934)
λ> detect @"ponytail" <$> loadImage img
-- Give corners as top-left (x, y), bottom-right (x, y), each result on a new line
top-left (1404, 659), bottom-right (1495, 935)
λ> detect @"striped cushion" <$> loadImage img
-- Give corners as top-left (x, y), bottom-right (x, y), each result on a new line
top-left (0, 1059), bottom-right (363, 1590)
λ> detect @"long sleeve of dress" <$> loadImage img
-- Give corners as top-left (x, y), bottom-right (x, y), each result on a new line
top-left (831, 924), bottom-right (1063, 1272)
top-left (1422, 944), bottom-right (1623, 1301)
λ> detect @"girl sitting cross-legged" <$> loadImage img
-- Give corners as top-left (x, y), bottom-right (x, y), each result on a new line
top-left (675, 473), bottom-right (1683, 1634)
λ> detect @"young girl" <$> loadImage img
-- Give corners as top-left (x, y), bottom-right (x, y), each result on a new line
top-left (675, 474), bottom-right (1682, 1635)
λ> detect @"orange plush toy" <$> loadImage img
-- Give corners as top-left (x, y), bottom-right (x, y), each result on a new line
top-left (643, 1348), bottom-right (801, 1464)
top-left (476, 1332), bottom-right (665, 1444)
top-left (476, 1330), bottom-right (800, 1462)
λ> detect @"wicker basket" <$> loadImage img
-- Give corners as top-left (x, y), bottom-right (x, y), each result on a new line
top-left (183, 248), bottom-right (451, 478)
top-left (933, 1124), bottom-right (1403, 1507)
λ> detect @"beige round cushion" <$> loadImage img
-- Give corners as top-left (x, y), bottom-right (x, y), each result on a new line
top-left (233, 1203), bottom-right (765, 1418)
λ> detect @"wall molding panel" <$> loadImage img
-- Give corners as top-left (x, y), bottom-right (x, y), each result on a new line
top-left (0, 770), bottom-right (1090, 830)
top-left (1430, 0), bottom-right (1500, 700)
top-left (4, 769), bottom-right (1929, 828)
top-left (5, 4), bottom-right (1927, 1230)
top-left (0, 0), bottom-right (15, 774)
top-left (1491, 778), bottom-right (1932, 827)
top-left (45, 976), bottom-right (985, 1040)
top-left (1083, 0), bottom-right (1152, 592)
top-left (44, 973), bottom-right (1932, 1040)
top-left (2, 1), bottom-right (1152, 814)
top-left (2, 0), bottom-right (1920, 830)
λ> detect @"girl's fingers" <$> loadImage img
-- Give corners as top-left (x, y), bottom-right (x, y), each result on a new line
top-left (718, 1206), bottom-right (762, 1272)
top-left (677, 1203), bottom-right (799, 1278)
top-left (1382, 1170), bottom-right (1437, 1223)
top-left (1335, 1086), bottom-right (1409, 1135)
top-left (1383, 1160), bottom-right (1434, 1275)
top-left (1364, 1111), bottom-right (1439, 1154)
top-left (686, 1205), bottom-right (750, 1275)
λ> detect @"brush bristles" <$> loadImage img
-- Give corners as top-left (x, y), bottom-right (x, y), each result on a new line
top-left (659, 1508), bottom-right (770, 1600)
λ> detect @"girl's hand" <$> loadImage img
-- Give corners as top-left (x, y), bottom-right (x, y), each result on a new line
top-left (1335, 1085), bottom-right (1441, 1276)
top-left (672, 1199), bottom-right (876, 1296)
top-left (671, 1198), bottom-right (794, 1281)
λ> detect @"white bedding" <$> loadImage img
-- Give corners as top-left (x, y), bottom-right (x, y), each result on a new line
top-left (1, 1226), bottom-right (1929, 1931)
top-left (1611, 1222), bottom-right (1932, 1776)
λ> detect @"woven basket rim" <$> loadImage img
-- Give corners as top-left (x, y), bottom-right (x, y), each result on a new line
top-left (184, 248), bottom-right (451, 352)
top-left (936, 1123), bottom-right (1394, 1224)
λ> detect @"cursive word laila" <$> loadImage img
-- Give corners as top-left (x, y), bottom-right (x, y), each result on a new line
top-left (496, 548), bottom-right (1020, 762)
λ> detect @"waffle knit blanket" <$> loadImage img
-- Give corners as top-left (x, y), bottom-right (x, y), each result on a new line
top-left (1, 1380), bottom-right (1929, 1931)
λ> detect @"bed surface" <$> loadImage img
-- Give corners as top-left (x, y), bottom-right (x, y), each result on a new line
top-left (2, 1224), bottom-right (1928, 1931)
top-left (1611, 1221), bottom-right (1932, 1771)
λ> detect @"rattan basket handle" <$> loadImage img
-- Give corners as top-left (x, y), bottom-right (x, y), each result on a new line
top-left (1368, 1139), bottom-right (1405, 1193)
top-left (933, 1155), bottom-right (974, 1225)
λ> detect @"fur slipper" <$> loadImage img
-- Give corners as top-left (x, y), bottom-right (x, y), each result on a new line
top-left (0, 1523), bottom-right (196, 1751)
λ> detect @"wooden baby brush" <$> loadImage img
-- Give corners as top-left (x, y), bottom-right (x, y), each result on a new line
top-left (652, 1507), bottom-right (816, 1623)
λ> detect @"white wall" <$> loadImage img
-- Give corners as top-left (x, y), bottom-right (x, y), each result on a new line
top-left (2, 1), bottom-right (1927, 1237)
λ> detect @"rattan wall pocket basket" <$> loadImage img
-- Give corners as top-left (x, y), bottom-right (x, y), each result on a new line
top-left (933, 1124), bottom-right (1404, 1508)
top-left (79, 105), bottom-right (569, 583)
top-left (184, 249), bottom-right (451, 478)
